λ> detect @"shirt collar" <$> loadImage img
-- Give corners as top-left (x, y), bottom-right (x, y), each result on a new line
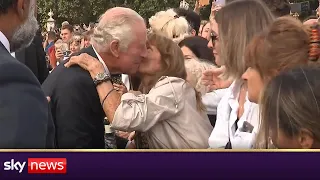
top-left (228, 80), bottom-right (251, 106)
top-left (92, 45), bottom-right (110, 74)
top-left (228, 80), bottom-right (241, 100)
top-left (0, 31), bottom-right (10, 53)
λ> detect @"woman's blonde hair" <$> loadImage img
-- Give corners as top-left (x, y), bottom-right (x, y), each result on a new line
top-left (141, 33), bottom-right (205, 111)
top-left (185, 58), bottom-right (216, 95)
top-left (149, 10), bottom-right (191, 43)
top-left (215, 0), bottom-right (274, 79)
top-left (258, 67), bottom-right (320, 149)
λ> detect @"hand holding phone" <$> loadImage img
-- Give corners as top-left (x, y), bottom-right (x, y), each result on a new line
top-left (63, 50), bottom-right (71, 58)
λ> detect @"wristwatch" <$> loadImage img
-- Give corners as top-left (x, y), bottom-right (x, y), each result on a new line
top-left (93, 72), bottom-right (111, 86)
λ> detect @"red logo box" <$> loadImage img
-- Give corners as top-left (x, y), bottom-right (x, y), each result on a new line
top-left (28, 158), bottom-right (67, 174)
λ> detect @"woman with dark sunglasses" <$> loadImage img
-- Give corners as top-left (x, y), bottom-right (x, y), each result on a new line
top-left (203, 0), bottom-right (274, 149)
top-left (208, 31), bottom-right (220, 66)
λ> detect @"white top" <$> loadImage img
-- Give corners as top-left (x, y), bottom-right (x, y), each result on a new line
top-left (208, 80), bottom-right (260, 149)
top-left (0, 31), bottom-right (10, 53)
top-left (202, 89), bottom-right (228, 115)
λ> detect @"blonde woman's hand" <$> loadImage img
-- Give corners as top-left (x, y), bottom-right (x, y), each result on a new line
top-left (116, 131), bottom-right (131, 139)
top-left (210, 2), bottom-right (222, 20)
top-left (128, 131), bottom-right (136, 141)
top-left (114, 83), bottom-right (128, 95)
top-left (64, 53), bottom-right (106, 79)
top-left (201, 66), bottom-right (233, 91)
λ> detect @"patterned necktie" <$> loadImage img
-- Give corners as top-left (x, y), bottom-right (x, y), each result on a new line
top-left (111, 74), bottom-right (123, 85)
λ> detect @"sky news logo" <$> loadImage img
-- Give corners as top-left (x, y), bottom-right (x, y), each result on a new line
top-left (3, 158), bottom-right (67, 174)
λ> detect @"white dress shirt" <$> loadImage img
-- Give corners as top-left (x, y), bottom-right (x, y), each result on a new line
top-left (0, 31), bottom-right (10, 53)
top-left (208, 80), bottom-right (260, 149)
top-left (92, 46), bottom-right (110, 74)
top-left (121, 74), bottom-right (130, 91)
top-left (0, 31), bottom-right (17, 59)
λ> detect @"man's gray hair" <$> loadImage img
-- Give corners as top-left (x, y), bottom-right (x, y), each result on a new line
top-left (91, 8), bottom-right (144, 52)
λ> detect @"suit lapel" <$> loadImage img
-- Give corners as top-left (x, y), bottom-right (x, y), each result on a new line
top-left (0, 42), bottom-right (7, 53)
top-left (82, 46), bottom-right (98, 59)
top-left (15, 49), bottom-right (26, 64)
top-left (0, 42), bottom-right (25, 63)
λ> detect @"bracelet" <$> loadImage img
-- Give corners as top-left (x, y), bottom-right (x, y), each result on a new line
top-left (101, 88), bottom-right (115, 106)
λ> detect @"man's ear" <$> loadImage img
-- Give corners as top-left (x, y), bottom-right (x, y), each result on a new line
top-left (191, 29), bottom-right (197, 36)
top-left (15, 0), bottom-right (29, 21)
top-left (109, 40), bottom-right (120, 58)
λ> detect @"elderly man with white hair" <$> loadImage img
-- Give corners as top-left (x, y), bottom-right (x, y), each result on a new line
top-left (42, 7), bottom-right (148, 149)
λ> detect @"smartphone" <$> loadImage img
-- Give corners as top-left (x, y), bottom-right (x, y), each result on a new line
top-left (63, 50), bottom-right (71, 58)
top-left (214, 0), bottom-right (225, 6)
top-left (241, 121), bottom-right (254, 133)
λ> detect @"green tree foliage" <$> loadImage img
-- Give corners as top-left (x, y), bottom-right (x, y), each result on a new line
top-left (38, 0), bottom-right (113, 28)
top-left (38, 0), bottom-right (213, 29)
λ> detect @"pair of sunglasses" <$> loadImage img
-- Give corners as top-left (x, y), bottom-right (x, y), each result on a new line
top-left (211, 33), bottom-right (219, 42)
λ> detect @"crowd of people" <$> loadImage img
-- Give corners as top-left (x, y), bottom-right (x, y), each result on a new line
top-left (0, 0), bottom-right (319, 149)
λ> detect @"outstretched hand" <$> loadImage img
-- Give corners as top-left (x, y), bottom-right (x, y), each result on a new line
top-left (210, 2), bottom-right (222, 20)
top-left (201, 66), bottom-right (233, 91)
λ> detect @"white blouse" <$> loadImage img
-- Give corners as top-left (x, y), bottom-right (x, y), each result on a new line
top-left (208, 80), bottom-right (260, 149)
top-left (202, 89), bottom-right (228, 115)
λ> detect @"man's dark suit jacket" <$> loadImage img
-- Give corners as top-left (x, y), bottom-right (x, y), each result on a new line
top-left (42, 46), bottom-right (129, 149)
top-left (0, 42), bottom-right (55, 148)
top-left (16, 33), bottom-right (49, 84)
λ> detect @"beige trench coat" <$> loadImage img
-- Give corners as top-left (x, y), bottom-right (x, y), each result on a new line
top-left (111, 76), bottom-right (213, 149)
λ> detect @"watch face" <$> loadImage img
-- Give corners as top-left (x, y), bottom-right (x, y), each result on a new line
top-left (97, 73), bottom-right (106, 80)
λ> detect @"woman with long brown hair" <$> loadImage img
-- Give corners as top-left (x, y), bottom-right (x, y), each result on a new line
top-left (241, 16), bottom-right (320, 148)
top-left (242, 16), bottom-right (316, 104)
top-left (65, 33), bottom-right (213, 149)
top-left (259, 67), bottom-right (320, 149)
